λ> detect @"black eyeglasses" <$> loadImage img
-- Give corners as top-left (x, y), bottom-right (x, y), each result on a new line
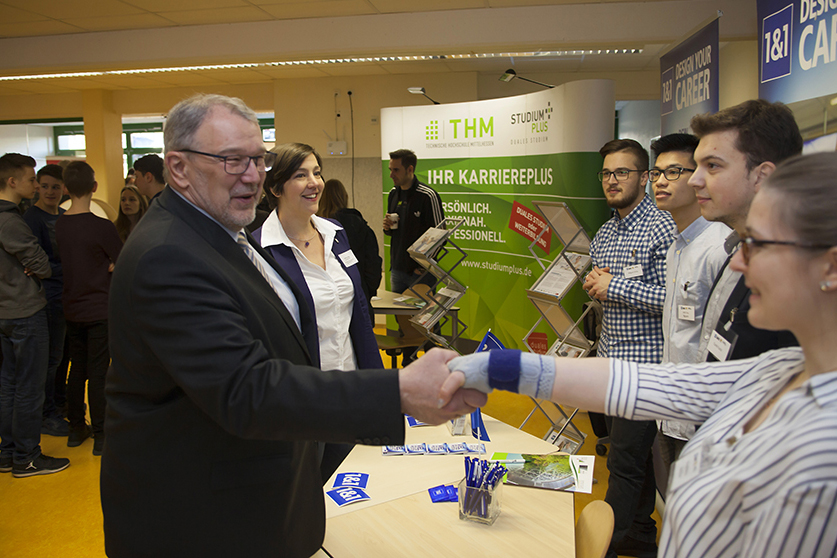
top-left (739, 234), bottom-right (832, 264)
top-left (648, 167), bottom-right (695, 182)
top-left (180, 149), bottom-right (278, 175)
top-left (597, 169), bottom-right (644, 182)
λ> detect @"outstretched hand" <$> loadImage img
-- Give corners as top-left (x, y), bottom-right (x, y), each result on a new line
top-left (399, 348), bottom-right (487, 425)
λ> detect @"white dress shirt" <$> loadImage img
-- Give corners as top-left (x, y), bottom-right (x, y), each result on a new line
top-left (660, 217), bottom-right (730, 440)
top-left (260, 212), bottom-right (357, 371)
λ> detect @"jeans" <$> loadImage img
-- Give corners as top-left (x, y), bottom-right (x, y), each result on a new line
top-left (0, 309), bottom-right (49, 463)
top-left (604, 416), bottom-right (658, 550)
top-left (66, 320), bottom-right (109, 437)
top-left (42, 299), bottom-right (66, 420)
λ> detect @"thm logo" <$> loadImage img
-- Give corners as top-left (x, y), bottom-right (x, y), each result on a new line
top-left (423, 117), bottom-right (495, 140)
top-left (425, 120), bottom-right (440, 140)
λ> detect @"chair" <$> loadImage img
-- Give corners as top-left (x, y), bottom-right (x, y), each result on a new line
top-left (375, 284), bottom-right (432, 368)
top-left (575, 500), bottom-right (614, 558)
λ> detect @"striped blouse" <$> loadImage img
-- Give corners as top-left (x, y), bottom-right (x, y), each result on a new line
top-left (606, 348), bottom-right (837, 557)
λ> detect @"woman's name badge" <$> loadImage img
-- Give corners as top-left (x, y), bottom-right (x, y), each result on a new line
top-left (678, 305), bottom-right (696, 321)
top-left (669, 447), bottom-right (705, 493)
top-left (338, 250), bottom-right (359, 267)
top-left (623, 264), bottom-right (643, 278)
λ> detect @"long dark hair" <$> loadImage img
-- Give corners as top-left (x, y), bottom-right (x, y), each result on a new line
top-left (115, 185), bottom-right (148, 242)
top-left (317, 179), bottom-right (349, 219)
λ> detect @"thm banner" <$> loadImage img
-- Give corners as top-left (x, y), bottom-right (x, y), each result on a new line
top-left (381, 81), bottom-right (614, 348)
top-left (758, 0), bottom-right (837, 103)
top-left (660, 18), bottom-right (719, 134)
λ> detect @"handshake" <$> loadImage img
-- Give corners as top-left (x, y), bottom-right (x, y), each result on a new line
top-left (399, 348), bottom-right (555, 426)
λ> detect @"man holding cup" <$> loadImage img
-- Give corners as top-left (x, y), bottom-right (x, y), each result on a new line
top-left (383, 148), bottom-right (445, 364)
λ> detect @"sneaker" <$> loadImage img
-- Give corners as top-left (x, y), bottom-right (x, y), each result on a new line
top-left (67, 424), bottom-right (92, 447)
top-left (92, 436), bottom-right (105, 456)
top-left (0, 454), bottom-right (11, 473)
top-left (42, 416), bottom-right (70, 437)
top-left (12, 454), bottom-right (70, 478)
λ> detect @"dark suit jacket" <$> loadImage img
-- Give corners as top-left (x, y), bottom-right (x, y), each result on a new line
top-left (253, 217), bottom-right (382, 370)
top-left (707, 260), bottom-right (797, 362)
top-left (102, 188), bottom-right (403, 558)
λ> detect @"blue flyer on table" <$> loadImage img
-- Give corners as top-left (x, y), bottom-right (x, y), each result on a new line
top-left (326, 486), bottom-right (371, 507)
top-left (333, 472), bottom-right (369, 489)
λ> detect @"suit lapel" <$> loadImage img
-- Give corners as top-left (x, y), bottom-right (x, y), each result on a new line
top-left (159, 188), bottom-right (315, 364)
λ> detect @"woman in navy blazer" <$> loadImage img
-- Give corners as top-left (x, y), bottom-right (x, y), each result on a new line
top-left (253, 143), bottom-right (382, 481)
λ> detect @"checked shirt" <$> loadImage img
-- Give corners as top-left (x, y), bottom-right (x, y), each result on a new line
top-left (590, 194), bottom-right (675, 364)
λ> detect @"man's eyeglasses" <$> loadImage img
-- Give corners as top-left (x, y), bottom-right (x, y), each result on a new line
top-left (648, 167), bottom-right (695, 182)
top-left (180, 149), bottom-right (278, 175)
top-left (597, 169), bottom-right (644, 182)
top-left (739, 234), bottom-right (832, 264)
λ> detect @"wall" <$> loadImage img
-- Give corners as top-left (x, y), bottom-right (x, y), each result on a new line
top-left (0, 124), bottom-right (55, 168)
top-left (719, 40), bottom-right (758, 109)
top-left (617, 100), bottom-right (662, 152)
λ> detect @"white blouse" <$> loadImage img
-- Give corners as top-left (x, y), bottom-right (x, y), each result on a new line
top-left (260, 212), bottom-right (357, 371)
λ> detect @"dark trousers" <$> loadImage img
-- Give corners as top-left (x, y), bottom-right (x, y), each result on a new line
top-left (42, 299), bottom-right (66, 420)
top-left (604, 416), bottom-right (658, 551)
top-left (0, 309), bottom-right (48, 463)
top-left (66, 320), bottom-right (109, 437)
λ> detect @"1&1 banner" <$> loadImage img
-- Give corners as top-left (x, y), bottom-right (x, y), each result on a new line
top-left (758, 0), bottom-right (837, 103)
top-left (660, 18), bottom-right (719, 134)
top-left (381, 80), bottom-right (614, 348)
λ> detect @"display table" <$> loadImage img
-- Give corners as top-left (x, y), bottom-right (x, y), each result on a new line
top-left (311, 414), bottom-right (575, 557)
top-left (371, 289), bottom-right (462, 348)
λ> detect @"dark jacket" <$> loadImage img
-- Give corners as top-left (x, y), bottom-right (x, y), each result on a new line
top-left (385, 177), bottom-right (444, 274)
top-left (0, 200), bottom-right (50, 319)
top-left (102, 188), bottom-right (403, 558)
top-left (333, 207), bottom-right (382, 325)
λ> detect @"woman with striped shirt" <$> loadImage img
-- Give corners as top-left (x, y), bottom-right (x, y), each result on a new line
top-left (445, 152), bottom-right (837, 557)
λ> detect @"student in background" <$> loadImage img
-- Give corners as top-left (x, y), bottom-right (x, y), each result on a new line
top-left (23, 164), bottom-right (71, 437)
top-left (114, 184), bottom-right (148, 243)
top-left (649, 134), bottom-right (730, 481)
top-left (133, 154), bottom-right (166, 203)
top-left (0, 153), bottom-right (69, 478)
top-left (584, 138), bottom-right (675, 558)
top-left (318, 178), bottom-right (382, 328)
top-left (55, 161), bottom-right (122, 456)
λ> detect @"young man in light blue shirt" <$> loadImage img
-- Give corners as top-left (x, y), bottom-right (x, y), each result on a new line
top-left (650, 134), bottom-right (729, 474)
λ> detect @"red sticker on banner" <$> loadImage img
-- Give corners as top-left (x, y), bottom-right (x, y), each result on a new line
top-left (507, 201), bottom-right (551, 252)
top-left (526, 332), bottom-right (549, 355)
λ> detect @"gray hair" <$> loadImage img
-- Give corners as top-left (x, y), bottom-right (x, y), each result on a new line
top-left (762, 152), bottom-right (837, 248)
top-left (163, 94), bottom-right (259, 154)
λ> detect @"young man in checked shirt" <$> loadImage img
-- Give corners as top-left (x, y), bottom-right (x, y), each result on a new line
top-left (583, 138), bottom-right (675, 558)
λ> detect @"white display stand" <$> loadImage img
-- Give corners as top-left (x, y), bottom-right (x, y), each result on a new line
top-left (520, 201), bottom-right (598, 454)
top-left (406, 217), bottom-right (469, 352)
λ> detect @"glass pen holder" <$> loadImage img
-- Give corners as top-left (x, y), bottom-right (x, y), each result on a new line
top-left (458, 477), bottom-right (502, 525)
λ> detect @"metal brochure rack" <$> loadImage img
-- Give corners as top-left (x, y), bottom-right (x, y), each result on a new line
top-left (406, 218), bottom-right (469, 353)
top-left (520, 201), bottom-right (598, 454)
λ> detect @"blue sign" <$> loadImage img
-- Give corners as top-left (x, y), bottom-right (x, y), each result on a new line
top-left (758, 0), bottom-right (837, 104)
top-left (660, 18), bottom-right (720, 134)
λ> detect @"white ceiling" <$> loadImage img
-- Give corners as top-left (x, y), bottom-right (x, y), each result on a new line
top-left (0, 0), bottom-right (834, 137)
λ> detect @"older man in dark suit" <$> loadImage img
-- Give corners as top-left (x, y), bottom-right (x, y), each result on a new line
top-left (101, 94), bottom-right (484, 558)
